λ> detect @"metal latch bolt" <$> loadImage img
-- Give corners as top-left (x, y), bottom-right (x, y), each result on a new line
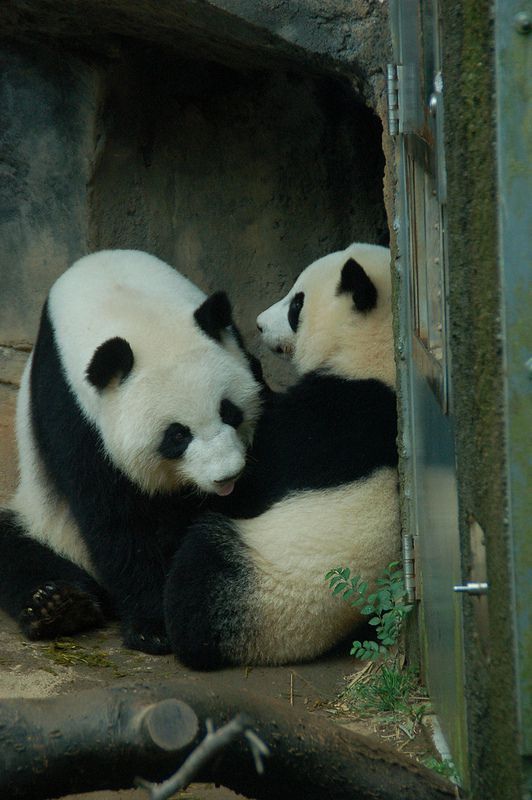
top-left (453, 582), bottom-right (488, 595)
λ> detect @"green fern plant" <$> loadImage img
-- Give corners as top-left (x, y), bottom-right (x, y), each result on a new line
top-left (325, 561), bottom-right (414, 660)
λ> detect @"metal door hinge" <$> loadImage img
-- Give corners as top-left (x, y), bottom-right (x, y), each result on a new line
top-left (387, 63), bottom-right (399, 135)
top-left (402, 533), bottom-right (417, 602)
top-left (387, 62), bottom-right (420, 136)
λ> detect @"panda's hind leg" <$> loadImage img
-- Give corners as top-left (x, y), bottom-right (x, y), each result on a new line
top-left (0, 509), bottom-right (109, 640)
top-left (164, 513), bottom-right (253, 670)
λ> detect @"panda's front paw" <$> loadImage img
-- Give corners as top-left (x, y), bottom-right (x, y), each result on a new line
top-left (19, 582), bottom-right (105, 640)
top-left (122, 619), bottom-right (172, 655)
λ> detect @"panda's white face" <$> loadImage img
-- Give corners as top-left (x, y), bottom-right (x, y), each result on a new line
top-left (46, 250), bottom-right (263, 498)
top-left (91, 343), bottom-right (261, 497)
top-left (257, 243), bottom-right (395, 386)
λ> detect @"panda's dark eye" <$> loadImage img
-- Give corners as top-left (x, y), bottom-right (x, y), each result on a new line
top-left (288, 292), bottom-right (304, 333)
top-left (220, 398), bottom-right (244, 429)
top-left (159, 422), bottom-right (192, 459)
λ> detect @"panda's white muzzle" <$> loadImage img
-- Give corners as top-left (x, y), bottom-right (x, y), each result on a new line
top-left (256, 300), bottom-right (295, 357)
top-left (183, 427), bottom-right (247, 496)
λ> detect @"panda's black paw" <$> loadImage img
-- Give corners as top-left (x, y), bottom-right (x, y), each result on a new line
top-left (122, 620), bottom-right (172, 655)
top-left (19, 582), bottom-right (105, 640)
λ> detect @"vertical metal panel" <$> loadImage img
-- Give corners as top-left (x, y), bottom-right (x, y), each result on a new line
top-left (390, 0), bottom-right (468, 780)
top-left (495, 0), bottom-right (532, 757)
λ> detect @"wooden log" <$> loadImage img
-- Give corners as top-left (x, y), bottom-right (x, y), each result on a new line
top-left (0, 676), bottom-right (458, 800)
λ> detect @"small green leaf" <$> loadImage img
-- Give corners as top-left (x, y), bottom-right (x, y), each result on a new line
top-left (340, 567), bottom-right (350, 580)
top-left (343, 588), bottom-right (355, 600)
top-left (369, 617), bottom-right (380, 626)
top-left (332, 581), bottom-right (347, 595)
top-left (361, 605), bottom-right (375, 615)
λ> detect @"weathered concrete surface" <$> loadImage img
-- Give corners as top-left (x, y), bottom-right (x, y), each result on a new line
top-left (0, 383), bottom-right (18, 505)
top-left (0, 3), bottom-right (388, 405)
top-left (0, 43), bottom-right (101, 348)
top-left (1, 0), bottom-right (389, 107)
top-left (89, 48), bottom-right (386, 387)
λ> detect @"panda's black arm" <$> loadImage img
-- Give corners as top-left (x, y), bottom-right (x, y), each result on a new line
top-left (77, 499), bottom-right (185, 655)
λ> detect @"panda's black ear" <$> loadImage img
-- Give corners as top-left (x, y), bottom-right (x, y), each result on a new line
top-left (337, 258), bottom-right (378, 312)
top-left (86, 337), bottom-right (134, 390)
top-left (194, 291), bottom-right (233, 342)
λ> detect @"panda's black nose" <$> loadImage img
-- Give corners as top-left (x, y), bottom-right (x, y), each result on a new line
top-left (256, 323), bottom-right (263, 333)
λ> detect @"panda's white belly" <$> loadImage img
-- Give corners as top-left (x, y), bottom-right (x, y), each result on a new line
top-left (235, 467), bottom-right (400, 664)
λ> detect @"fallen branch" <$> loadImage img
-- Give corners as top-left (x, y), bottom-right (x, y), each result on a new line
top-left (0, 676), bottom-right (458, 800)
top-left (137, 714), bottom-right (269, 800)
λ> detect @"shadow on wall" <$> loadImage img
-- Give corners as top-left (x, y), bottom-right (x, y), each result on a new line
top-left (90, 49), bottom-right (387, 387)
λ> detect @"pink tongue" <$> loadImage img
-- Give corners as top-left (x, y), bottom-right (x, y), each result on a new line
top-left (214, 480), bottom-right (235, 497)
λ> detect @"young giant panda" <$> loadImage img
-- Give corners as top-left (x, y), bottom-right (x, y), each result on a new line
top-left (164, 242), bottom-right (400, 669)
top-left (0, 250), bottom-right (262, 653)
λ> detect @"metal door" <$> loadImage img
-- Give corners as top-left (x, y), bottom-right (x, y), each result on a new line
top-left (389, 0), bottom-right (468, 780)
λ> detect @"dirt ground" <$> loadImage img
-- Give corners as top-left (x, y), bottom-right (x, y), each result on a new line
top-left (0, 609), bottom-right (365, 800)
top-left (0, 607), bottom-right (443, 800)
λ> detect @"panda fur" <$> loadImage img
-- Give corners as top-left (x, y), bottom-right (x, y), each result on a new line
top-left (164, 243), bottom-right (400, 668)
top-left (0, 250), bottom-right (262, 653)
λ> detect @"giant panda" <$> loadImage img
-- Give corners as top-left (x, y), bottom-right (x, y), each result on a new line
top-left (164, 242), bottom-right (400, 668)
top-left (0, 250), bottom-right (262, 653)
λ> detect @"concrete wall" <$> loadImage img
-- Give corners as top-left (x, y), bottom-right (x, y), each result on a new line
top-left (89, 48), bottom-right (386, 385)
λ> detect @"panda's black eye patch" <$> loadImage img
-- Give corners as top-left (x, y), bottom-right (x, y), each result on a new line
top-left (159, 423), bottom-right (192, 459)
top-left (220, 398), bottom-right (244, 429)
top-left (288, 292), bottom-right (304, 332)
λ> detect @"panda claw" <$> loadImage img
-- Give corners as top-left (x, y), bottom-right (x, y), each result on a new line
top-left (122, 622), bottom-right (172, 655)
top-left (19, 582), bottom-right (105, 640)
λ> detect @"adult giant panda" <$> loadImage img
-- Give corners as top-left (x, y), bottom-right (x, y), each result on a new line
top-left (164, 242), bottom-right (400, 668)
top-left (0, 250), bottom-right (262, 653)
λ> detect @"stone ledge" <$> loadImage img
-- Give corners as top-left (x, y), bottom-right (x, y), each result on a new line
top-left (0, 346), bottom-right (29, 387)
